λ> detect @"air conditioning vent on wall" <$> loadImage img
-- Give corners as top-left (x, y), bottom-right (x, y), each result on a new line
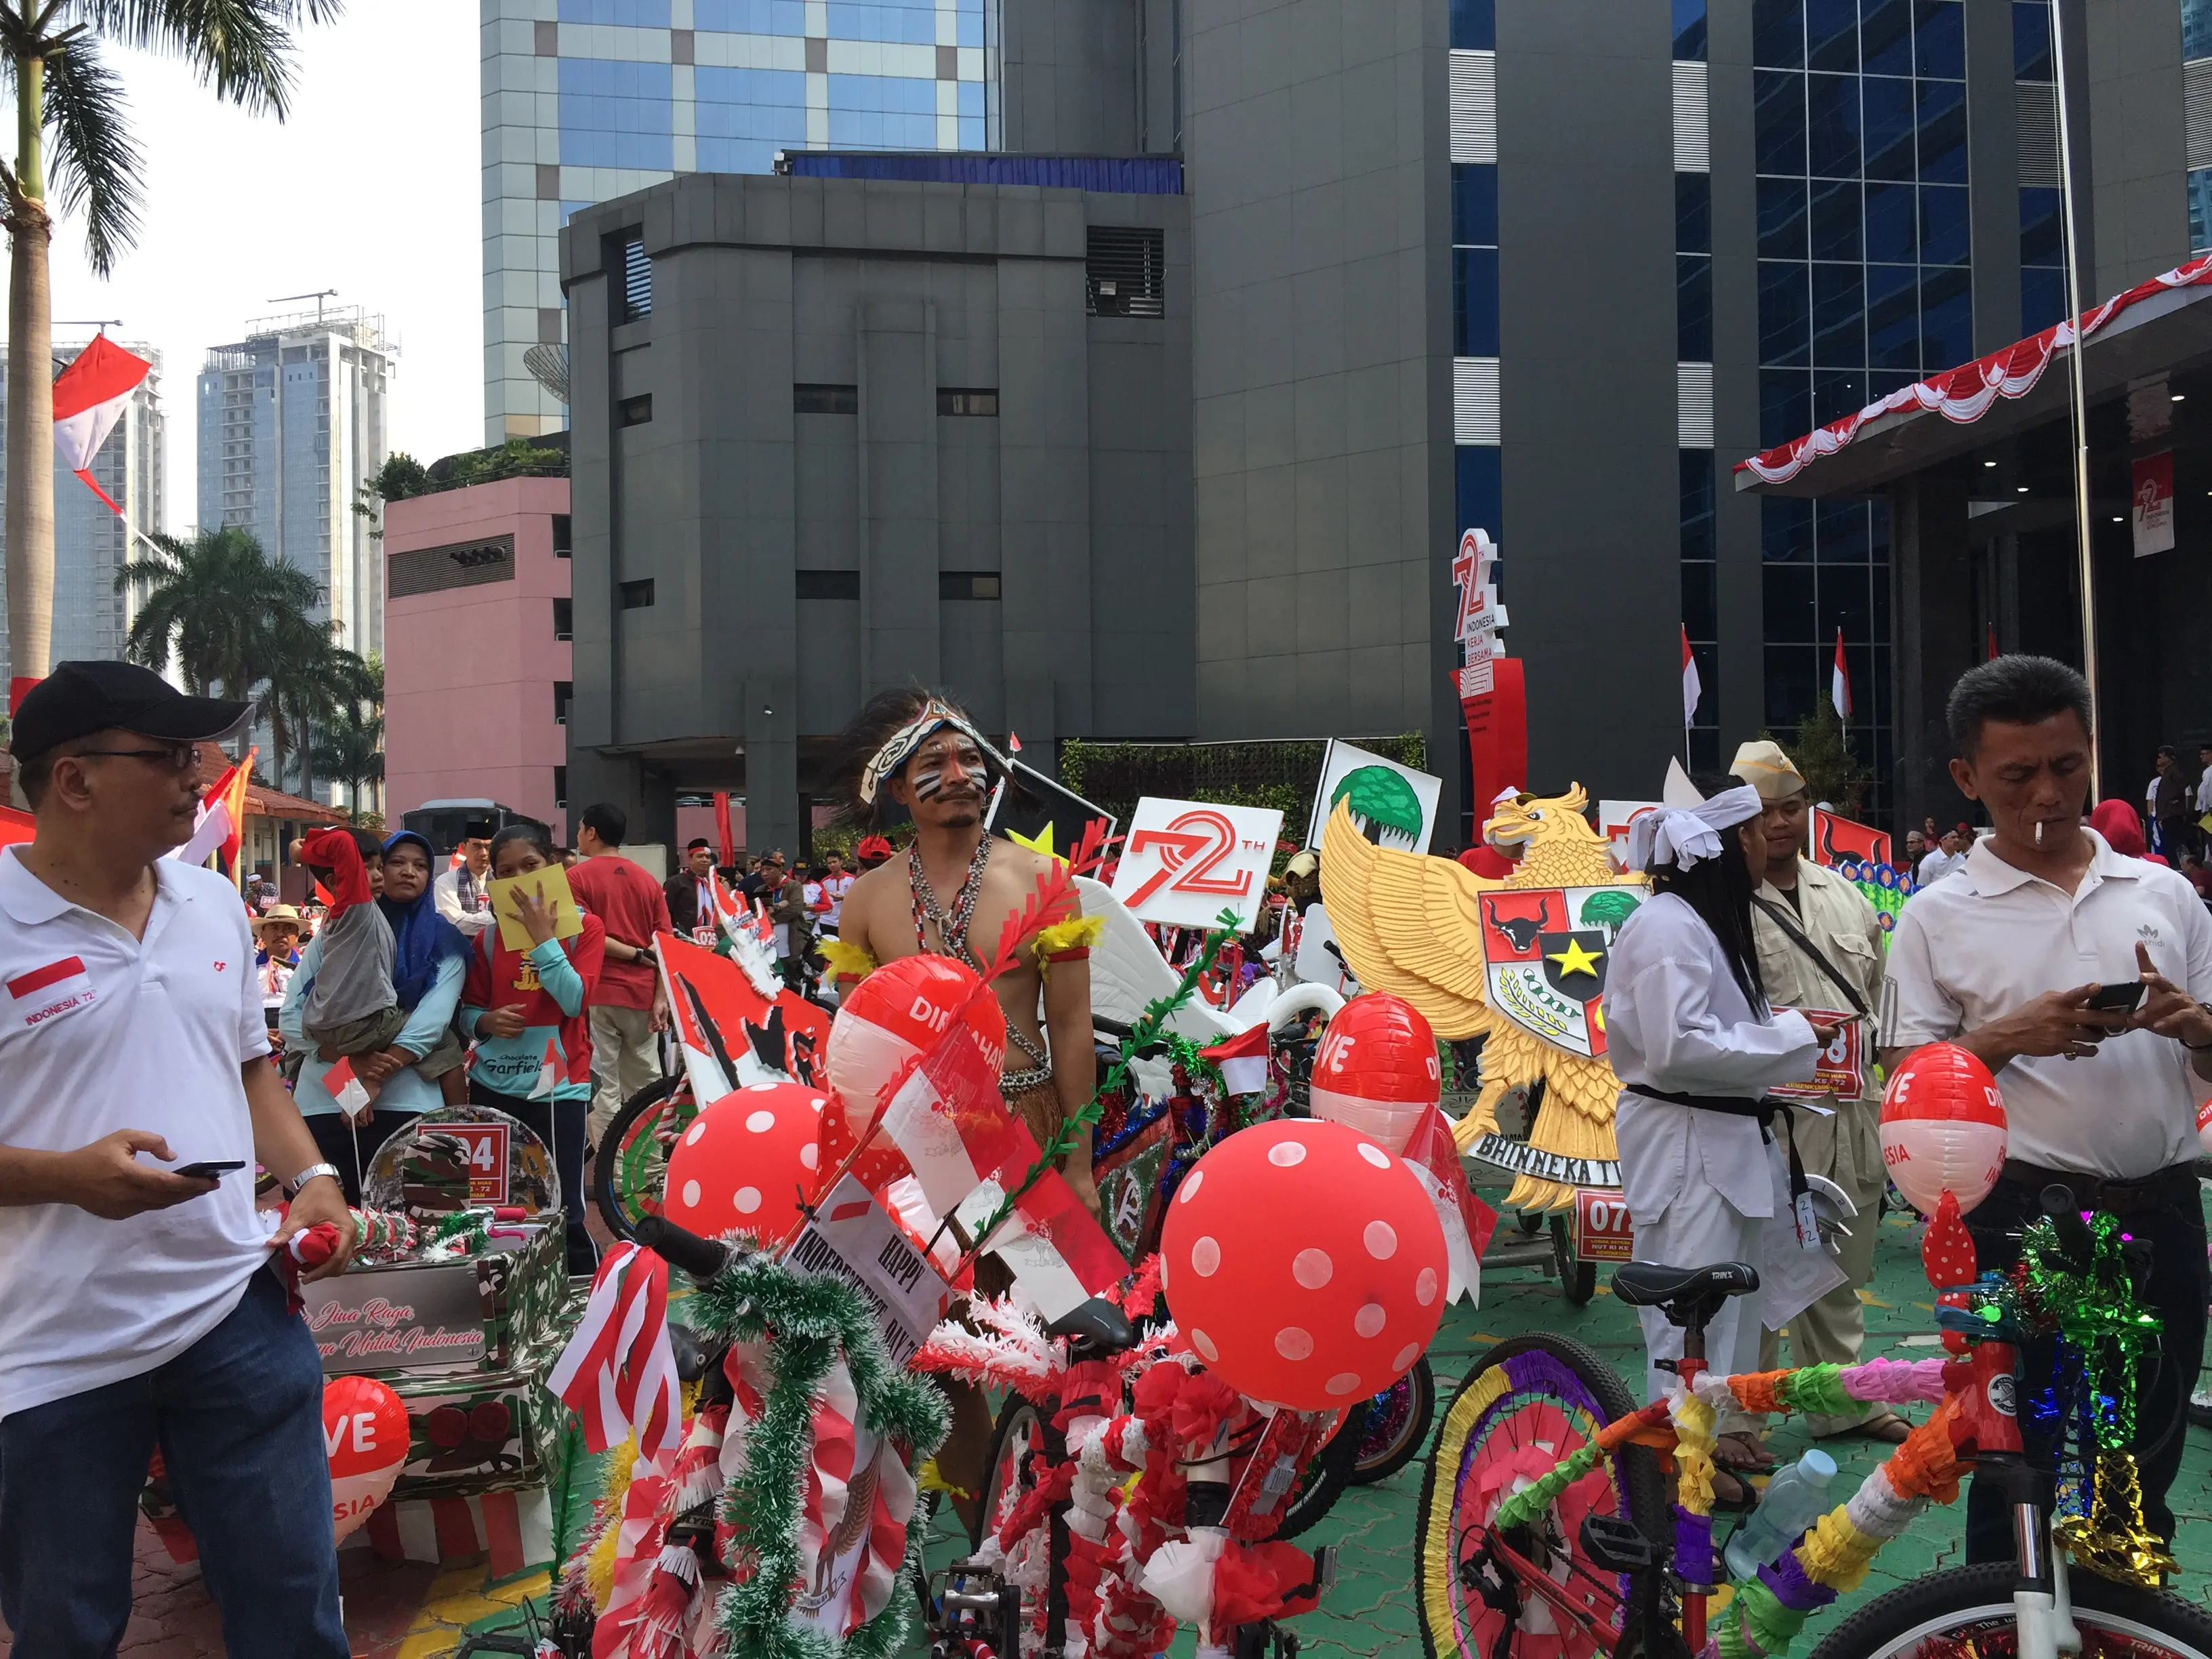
top-left (1087, 227), bottom-right (1165, 318)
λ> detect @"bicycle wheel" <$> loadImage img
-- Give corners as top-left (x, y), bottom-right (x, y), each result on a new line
top-left (970, 1396), bottom-right (1053, 1657)
top-left (1348, 1357), bottom-right (1437, 1487)
top-left (1415, 1333), bottom-right (1663, 1659)
top-left (592, 1076), bottom-right (692, 1244)
top-left (1805, 1559), bottom-right (2212, 1658)
top-left (1548, 1214), bottom-right (1597, 1307)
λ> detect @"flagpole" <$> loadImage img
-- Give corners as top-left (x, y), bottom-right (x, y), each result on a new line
top-left (2049, 0), bottom-right (2101, 802)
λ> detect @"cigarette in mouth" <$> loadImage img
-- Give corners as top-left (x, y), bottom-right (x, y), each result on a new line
top-left (2035, 820), bottom-right (2044, 846)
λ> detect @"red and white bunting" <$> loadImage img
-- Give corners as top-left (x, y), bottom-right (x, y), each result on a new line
top-left (546, 1241), bottom-right (682, 1467)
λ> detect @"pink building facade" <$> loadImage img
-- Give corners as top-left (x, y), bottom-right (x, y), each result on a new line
top-left (384, 477), bottom-right (572, 842)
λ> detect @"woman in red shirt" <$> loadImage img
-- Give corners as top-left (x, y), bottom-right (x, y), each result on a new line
top-left (460, 823), bottom-right (607, 1273)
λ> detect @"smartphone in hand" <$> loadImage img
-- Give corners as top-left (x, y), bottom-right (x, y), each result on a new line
top-left (173, 1160), bottom-right (245, 1180)
top-left (2085, 981), bottom-right (2148, 1015)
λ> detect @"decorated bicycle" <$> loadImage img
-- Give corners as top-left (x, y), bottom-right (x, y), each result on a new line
top-left (1414, 1042), bottom-right (2212, 1659)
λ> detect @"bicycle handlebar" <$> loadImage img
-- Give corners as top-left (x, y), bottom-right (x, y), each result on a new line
top-left (636, 1214), bottom-right (731, 1281)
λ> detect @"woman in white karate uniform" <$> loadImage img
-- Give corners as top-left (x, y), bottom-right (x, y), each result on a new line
top-left (1607, 781), bottom-right (1839, 1500)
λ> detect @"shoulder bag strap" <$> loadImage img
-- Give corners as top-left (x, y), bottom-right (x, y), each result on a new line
top-left (1750, 893), bottom-right (1870, 1016)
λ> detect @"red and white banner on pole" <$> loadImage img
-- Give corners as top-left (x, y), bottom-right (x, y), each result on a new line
top-left (2133, 450), bottom-right (2175, 558)
top-left (52, 336), bottom-right (152, 516)
top-left (547, 1240), bottom-right (683, 1467)
top-left (1830, 630), bottom-right (1852, 719)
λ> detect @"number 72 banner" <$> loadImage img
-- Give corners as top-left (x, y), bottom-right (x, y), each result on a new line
top-left (1109, 796), bottom-right (1284, 931)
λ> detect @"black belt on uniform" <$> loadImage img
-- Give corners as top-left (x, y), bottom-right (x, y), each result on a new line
top-left (1997, 1159), bottom-right (2198, 1216)
top-left (1627, 1086), bottom-right (1814, 1214)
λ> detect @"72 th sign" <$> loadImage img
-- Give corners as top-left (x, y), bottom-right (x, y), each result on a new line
top-left (1109, 797), bottom-right (1283, 931)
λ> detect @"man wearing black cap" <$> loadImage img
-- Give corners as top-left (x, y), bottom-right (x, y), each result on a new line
top-left (0, 661), bottom-right (353, 1654)
top-left (664, 837), bottom-right (720, 945)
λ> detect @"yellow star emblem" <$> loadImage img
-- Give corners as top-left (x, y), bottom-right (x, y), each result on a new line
top-left (1005, 821), bottom-right (1059, 862)
top-left (1546, 936), bottom-right (1603, 979)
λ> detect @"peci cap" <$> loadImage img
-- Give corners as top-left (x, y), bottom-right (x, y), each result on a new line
top-left (9, 661), bottom-right (251, 765)
top-left (1729, 739), bottom-right (1808, 802)
top-left (686, 838), bottom-right (712, 851)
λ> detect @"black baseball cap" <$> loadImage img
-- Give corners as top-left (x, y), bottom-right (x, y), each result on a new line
top-left (9, 661), bottom-right (253, 763)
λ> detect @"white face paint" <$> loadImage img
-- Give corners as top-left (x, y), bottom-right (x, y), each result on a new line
top-left (907, 733), bottom-right (986, 810)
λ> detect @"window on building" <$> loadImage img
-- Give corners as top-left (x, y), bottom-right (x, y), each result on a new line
top-left (616, 232), bottom-right (652, 322)
top-left (940, 571), bottom-right (1002, 600)
top-left (1449, 0), bottom-right (1492, 50)
top-left (2015, 0), bottom-right (2053, 79)
top-left (937, 388), bottom-right (1000, 415)
top-left (619, 394), bottom-right (653, 427)
top-left (796, 569), bottom-right (860, 599)
top-left (552, 514), bottom-right (573, 556)
top-left (1680, 450), bottom-right (1719, 772)
top-left (619, 578), bottom-right (656, 609)
top-left (553, 598), bottom-right (573, 640)
top-left (1086, 226), bottom-right (1166, 318)
top-left (794, 383), bottom-right (859, 414)
top-left (2021, 186), bottom-right (2066, 331)
top-left (1452, 163), bottom-right (1499, 358)
top-left (2189, 0), bottom-right (2212, 61)
top-left (554, 681), bottom-right (573, 725)
top-left (1673, 0), bottom-right (1706, 61)
top-left (2191, 171), bottom-right (2212, 256)
top-left (554, 766), bottom-right (569, 811)
top-left (1678, 172), bottom-right (1713, 360)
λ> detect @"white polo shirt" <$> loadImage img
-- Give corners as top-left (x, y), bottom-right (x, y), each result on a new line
top-left (0, 849), bottom-right (274, 1419)
top-left (1882, 829), bottom-right (2212, 1179)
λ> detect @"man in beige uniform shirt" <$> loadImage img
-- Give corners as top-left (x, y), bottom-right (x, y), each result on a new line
top-left (1732, 740), bottom-right (1908, 1442)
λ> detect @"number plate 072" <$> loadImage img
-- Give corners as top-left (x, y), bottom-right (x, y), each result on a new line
top-left (1572, 1187), bottom-right (1633, 1263)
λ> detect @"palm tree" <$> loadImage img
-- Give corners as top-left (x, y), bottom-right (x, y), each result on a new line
top-left (256, 609), bottom-right (346, 794)
top-left (310, 661), bottom-right (382, 818)
top-left (115, 525), bottom-right (321, 699)
top-left (3, 0), bottom-right (340, 694)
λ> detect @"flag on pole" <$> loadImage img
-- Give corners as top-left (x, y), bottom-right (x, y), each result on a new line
top-left (711, 790), bottom-right (735, 868)
top-left (1986, 623), bottom-right (1999, 662)
top-left (1830, 630), bottom-right (1853, 719)
top-left (1680, 627), bottom-right (1702, 727)
top-left (170, 749), bottom-right (256, 876)
top-left (52, 337), bottom-right (152, 514)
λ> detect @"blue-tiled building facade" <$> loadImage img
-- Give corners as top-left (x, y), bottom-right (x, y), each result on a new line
top-left (485, 0), bottom-right (994, 443)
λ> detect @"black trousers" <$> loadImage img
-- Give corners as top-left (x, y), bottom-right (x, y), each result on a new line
top-left (469, 1079), bottom-right (597, 1275)
top-left (1962, 1171), bottom-right (2207, 1563)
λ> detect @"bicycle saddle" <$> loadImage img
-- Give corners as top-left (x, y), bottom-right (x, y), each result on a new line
top-left (1609, 1261), bottom-right (1760, 1311)
top-left (1045, 1296), bottom-right (1137, 1355)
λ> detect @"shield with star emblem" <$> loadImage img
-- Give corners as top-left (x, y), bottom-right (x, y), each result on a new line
top-left (1476, 884), bottom-right (1643, 1059)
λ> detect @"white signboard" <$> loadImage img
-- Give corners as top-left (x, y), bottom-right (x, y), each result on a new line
top-left (1596, 800), bottom-right (1662, 871)
top-left (1109, 796), bottom-right (1282, 930)
top-left (1306, 740), bottom-right (1443, 853)
top-left (783, 1173), bottom-right (951, 1366)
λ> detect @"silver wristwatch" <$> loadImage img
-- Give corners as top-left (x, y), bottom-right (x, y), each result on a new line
top-left (284, 1161), bottom-right (344, 1199)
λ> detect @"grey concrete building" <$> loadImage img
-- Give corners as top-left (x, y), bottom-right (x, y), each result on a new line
top-left (560, 169), bottom-right (1190, 854)
top-left (558, 0), bottom-right (2212, 846)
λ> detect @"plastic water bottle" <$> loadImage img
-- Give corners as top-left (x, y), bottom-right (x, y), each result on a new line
top-left (1723, 1448), bottom-right (1838, 1580)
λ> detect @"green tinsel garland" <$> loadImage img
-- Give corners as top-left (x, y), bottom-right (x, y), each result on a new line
top-left (686, 1244), bottom-right (951, 1659)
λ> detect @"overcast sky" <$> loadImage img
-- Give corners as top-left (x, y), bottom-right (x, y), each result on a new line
top-left (46, 0), bottom-right (483, 535)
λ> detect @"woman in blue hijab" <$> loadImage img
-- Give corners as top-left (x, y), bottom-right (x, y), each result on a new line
top-left (282, 830), bottom-right (473, 1202)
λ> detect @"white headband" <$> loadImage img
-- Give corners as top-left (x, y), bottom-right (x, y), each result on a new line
top-left (856, 701), bottom-right (1008, 804)
top-left (1623, 783), bottom-right (1763, 873)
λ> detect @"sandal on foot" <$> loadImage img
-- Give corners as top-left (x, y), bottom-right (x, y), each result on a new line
top-left (1820, 1410), bottom-right (1912, 1444)
top-left (1713, 1432), bottom-right (1776, 1473)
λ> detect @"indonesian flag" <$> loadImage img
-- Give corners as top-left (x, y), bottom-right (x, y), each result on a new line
top-left (1681, 627), bottom-right (1701, 728)
top-left (1401, 1106), bottom-right (1496, 1306)
top-left (529, 1037), bottom-right (560, 1099)
top-left (170, 748), bottom-right (255, 872)
top-left (323, 1056), bottom-right (373, 1122)
top-left (874, 1004), bottom-right (1124, 1319)
top-left (1199, 1023), bottom-right (1270, 1098)
top-left (712, 790), bottom-right (735, 867)
top-left (52, 335), bottom-right (152, 514)
top-left (1830, 629), bottom-right (1852, 719)
top-left (547, 1240), bottom-right (682, 1466)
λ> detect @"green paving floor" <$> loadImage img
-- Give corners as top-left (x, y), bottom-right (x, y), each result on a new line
top-left (916, 1200), bottom-right (2212, 1656)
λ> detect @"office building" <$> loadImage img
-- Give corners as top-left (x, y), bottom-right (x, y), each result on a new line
top-left (197, 306), bottom-right (394, 660)
top-left (483, 0), bottom-right (1067, 445)
top-left (562, 0), bottom-right (2212, 843)
top-left (0, 342), bottom-right (165, 687)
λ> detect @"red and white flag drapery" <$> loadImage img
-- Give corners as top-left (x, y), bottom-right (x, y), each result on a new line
top-left (1680, 627), bottom-right (1701, 728)
top-left (548, 1241), bottom-right (683, 1468)
top-left (52, 336), bottom-right (152, 515)
top-left (1830, 630), bottom-right (1852, 719)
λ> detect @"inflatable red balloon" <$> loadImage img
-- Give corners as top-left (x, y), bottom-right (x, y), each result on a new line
top-left (826, 955), bottom-right (1006, 1135)
top-left (1307, 994), bottom-right (1441, 1155)
top-left (664, 1080), bottom-right (827, 1240)
top-left (324, 1374), bottom-right (410, 1542)
top-left (1162, 1118), bottom-right (1447, 1410)
top-left (1879, 1041), bottom-right (2007, 1215)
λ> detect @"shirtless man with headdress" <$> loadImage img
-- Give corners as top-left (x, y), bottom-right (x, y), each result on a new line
top-left (828, 686), bottom-right (1102, 1216)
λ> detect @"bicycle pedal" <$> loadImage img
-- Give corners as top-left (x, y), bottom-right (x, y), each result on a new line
top-left (1312, 1544), bottom-right (1337, 1593)
top-left (1578, 1513), bottom-right (1659, 1573)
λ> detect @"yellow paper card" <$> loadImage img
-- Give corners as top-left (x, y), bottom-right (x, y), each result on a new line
top-left (489, 864), bottom-right (586, 951)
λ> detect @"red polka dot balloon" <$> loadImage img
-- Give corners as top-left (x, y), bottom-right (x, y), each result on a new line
top-left (827, 954), bottom-right (1008, 1135)
top-left (1308, 993), bottom-right (1441, 1155)
top-left (1161, 1118), bottom-right (1447, 1410)
top-left (1879, 1042), bottom-right (2007, 1215)
top-left (663, 1080), bottom-right (828, 1241)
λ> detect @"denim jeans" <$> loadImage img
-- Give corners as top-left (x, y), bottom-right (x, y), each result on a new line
top-left (1963, 1171), bottom-right (2209, 1565)
top-left (470, 1080), bottom-right (597, 1275)
top-left (0, 1267), bottom-right (346, 1657)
